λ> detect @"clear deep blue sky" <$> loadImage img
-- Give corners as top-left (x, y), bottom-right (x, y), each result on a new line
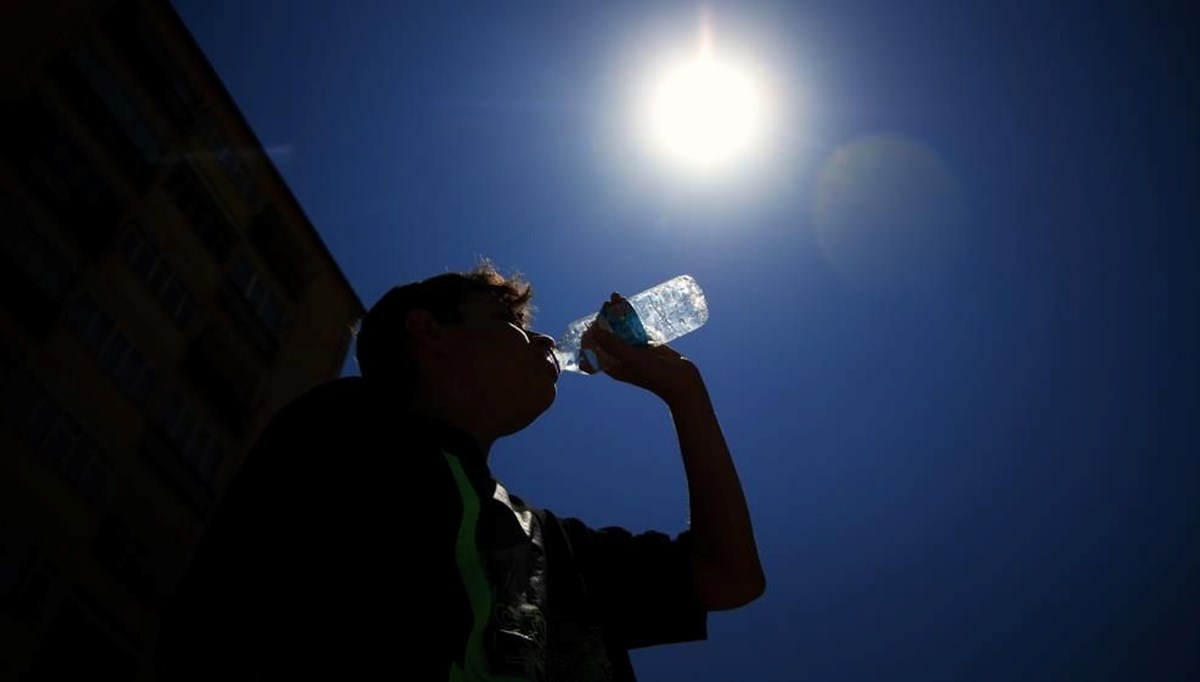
top-left (172, 2), bottom-right (1191, 679)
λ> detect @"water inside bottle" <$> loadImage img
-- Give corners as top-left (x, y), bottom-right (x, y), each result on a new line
top-left (554, 274), bottom-right (709, 375)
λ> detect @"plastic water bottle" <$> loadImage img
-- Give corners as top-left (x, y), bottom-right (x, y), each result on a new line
top-left (554, 275), bottom-right (709, 374)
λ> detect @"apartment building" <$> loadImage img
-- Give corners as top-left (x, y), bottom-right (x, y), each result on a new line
top-left (1, 1), bottom-right (364, 677)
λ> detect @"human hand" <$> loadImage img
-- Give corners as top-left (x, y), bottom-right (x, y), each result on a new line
top-left (579, 293), bottom-right (704, 404)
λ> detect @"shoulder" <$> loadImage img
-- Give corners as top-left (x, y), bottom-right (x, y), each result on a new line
top-left (234, 377), bottom-right (440, 504)
top-left (270, 376), bottom-right (375, 425)
top-left (256, 376), bottom-right (414, 447)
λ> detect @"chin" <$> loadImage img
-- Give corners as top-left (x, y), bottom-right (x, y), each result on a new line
top-left (501, 387), bottom-right (556, 436)
top-left (530, 386), bottom-right (558, 422)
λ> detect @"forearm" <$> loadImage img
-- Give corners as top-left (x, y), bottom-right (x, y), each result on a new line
top-left (666, 376), bottom-right (765, 609)
top-left (583, 322), bottom-right (766, 608)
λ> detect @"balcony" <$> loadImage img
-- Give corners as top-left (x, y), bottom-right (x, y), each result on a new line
top-left (0, 253), bottom-right (59, 341)
top-left (139, 424), bottom-right (216, 518)
top-left (101, 0), bottom-right (199, 135)
top-left (91, 515), bottom-right (159, 607)
top-left (164, 165), bottom-right (237, 265)
top-left (181, 328), bottom-right (262, 437)
top-left (0, 98), bottom-right (123, 254)
top-left (48, 49), bottom-right (160, 192)
top-left (248, 207), bottom-right (311, 301)
top-left (219, 280), bottom-right (279, 360)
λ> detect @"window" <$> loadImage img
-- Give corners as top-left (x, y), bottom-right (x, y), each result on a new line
top-left (184, 430), bottom-right (217, 477)
top-left (219, 146), bottom-right (257, 201)
top-left (231, 255), bottom-right (253, 291)
top-left (229, 253), bottom-right (286, 337)
top-left (91, 515), bottom-right (157, 602)
top-left (60, 437), bottom-right (93, 482)
top-left (152, 392), bottom-right (224, 482)
top-left (65, 296), bottom-right (158, 407)
top-left (261, 297), bottom-right (283, 333)
top-left (113, 351), bottom-right (148, 399)
top-left (0, 99), bottom-right (123, 252)
top-left (76, 452), bottom-right (111, 503)
top-left (160, 280), bottom-right (183, 314)
top-left (181, 327), bottom-right (260, 437)
top-left (1, 376), bottom-right (54, 448)
top-left (42, 417), bottom-right (80, 468)
top-left (0, 194), bottom-right (75, 304)
top-left (1, 542), bottom-right (58, 623)
top-left (116, 227), bottom-right (197, 331)
top-left (49, 45), bottom-right (162, 188)
top-left (131, 367), bottom-right (157, 405)
top-left (102, 0), bottom-right (199, 133)
top-left (247, 206), bottom-right (311, 300)
top-left (70, 47), bottom-right (162, 169)
top-left (164, 165), bottom-right (237, 264)
top-left (0, 334), bottom-right (19, 389)
top-left (0, 192), bottom-right (75, 338)
top-left (0, 372), bottom-right (113, 506)
top-left (197, 116), bottom-right (259, 205)
top-left (35, 410), bottom-right (113, 507)
top-left (25, 598), bottom-right (139, 678)
top-left (100, 334), bottom-right (131, 377)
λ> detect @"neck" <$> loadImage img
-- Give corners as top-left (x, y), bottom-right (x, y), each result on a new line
top-left (408, 386), bottom-right (496, 459)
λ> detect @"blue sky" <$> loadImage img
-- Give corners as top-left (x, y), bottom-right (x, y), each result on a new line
top-left (172, 2), bottom-right (1190, 679)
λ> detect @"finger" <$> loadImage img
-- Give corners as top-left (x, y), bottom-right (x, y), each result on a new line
top-left (585, 342), bottom-right (622, 374)
top-left (579, 348), bottom-right (601, 374)
top-left (647, 344), bottom-right (685, 361)
top-left (589, 326), bottom-right (637, 361)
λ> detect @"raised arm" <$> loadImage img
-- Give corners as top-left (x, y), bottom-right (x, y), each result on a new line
top-left (584, 320), bottom-right (766, 611)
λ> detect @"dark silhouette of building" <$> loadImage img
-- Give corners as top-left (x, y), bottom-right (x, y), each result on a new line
top-left (1, 1), bottom-right (364, 677)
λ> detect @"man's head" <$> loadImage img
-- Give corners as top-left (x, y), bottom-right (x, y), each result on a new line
top-left (354, 262), bottom-right (559, 441)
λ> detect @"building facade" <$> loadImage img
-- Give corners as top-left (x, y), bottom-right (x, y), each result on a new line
top-left (1, 1), bottom-right (364, 678)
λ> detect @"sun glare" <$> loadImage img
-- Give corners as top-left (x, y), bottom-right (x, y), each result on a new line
top-left (645, 20), bottom-right (765, 173)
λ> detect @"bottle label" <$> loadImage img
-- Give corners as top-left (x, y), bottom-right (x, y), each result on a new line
top-left (596, 299), bottom-right (650, 347)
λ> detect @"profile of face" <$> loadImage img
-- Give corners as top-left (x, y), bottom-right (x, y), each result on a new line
top-left (435, 292), bottom-right (560, 435)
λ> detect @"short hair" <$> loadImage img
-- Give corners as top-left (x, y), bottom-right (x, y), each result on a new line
top-left (353, 260), bottom-right (534, 398)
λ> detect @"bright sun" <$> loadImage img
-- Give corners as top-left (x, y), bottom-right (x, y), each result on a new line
top-left (646, 26), bottom-right (764, 172)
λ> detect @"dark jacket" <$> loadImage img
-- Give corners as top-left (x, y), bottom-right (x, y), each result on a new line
top-left (156, 377), bottom-right (706, 681)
